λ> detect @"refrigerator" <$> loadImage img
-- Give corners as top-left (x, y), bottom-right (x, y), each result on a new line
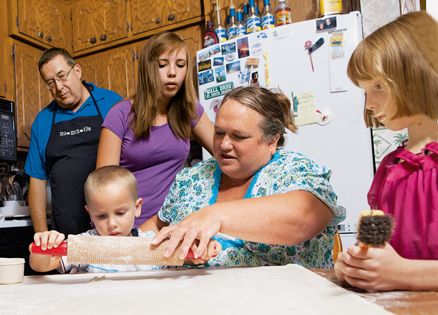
top-left (196, 12), bottom-right (374, 245)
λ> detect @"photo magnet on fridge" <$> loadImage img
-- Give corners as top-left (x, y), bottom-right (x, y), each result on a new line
top-left (198, 69), bottom-right (214, 86)
top-left (213, 57), bottom-right (224, 66)
top-left (237, 37), bottom-right (250, 59)
top-left (316, 16), bottom-right (337, 31)
top-left (215, 66), bottom-right (226, 83)
top-left (198, 59), bottom-right (212, 72)
top-left (221, 42), bottom-right (237, 55)
top-left (226, 61), bottom-right (241, 74)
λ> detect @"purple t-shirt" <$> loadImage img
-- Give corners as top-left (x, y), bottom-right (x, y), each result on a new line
top-left (102, 99), bottom-right (204, 226)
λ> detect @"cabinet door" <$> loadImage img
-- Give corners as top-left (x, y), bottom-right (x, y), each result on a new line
top-left (39, 0), bottom-right (68, 47)
top-left (16, 0), bottom-right (41, 41)
top-left (94, 0), bottom-right (129, 45)
top-left (174, 25), bottom-right (203, 61)
top-left (15, 0), bottom-right (66, 47)
top-left (71, 2), bottom-right (99, 51)
top-left (78, 45), bottom-right (136, 99)
top-left (13, 41), bottom-right (51, 149)
top-left (166, 0), bottom-right (201, 26)
top-left (72, 0), bottom-right (129, 52)
top-left (130, 0), bottom-right (163, 35)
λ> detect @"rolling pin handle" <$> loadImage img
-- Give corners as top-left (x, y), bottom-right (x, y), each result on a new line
top-left (31, 241), bottom-right (68, 256)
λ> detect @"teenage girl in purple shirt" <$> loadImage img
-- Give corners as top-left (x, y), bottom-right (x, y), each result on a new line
top-left (96, 32), bottom-right (214, 227)
top-left (335, 11), bottom-right (438, 292)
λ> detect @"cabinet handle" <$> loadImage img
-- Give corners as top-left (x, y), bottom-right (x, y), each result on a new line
top-left (37, 31), bottom-right (44, 39)
top-left (155, 16), bottom-right (161, 24)
top-left (100, 34), bottom-right (107, 41)
top-left (168, 14), bottom-right (175, 21)
top-left (47, 35), bottom-right (53, 42)
top-left (89, 37), bottom-right (97, 44)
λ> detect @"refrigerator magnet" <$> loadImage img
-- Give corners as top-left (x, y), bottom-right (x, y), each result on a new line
top-left (198, 60), bottom-right (212, 72)
top-left (215, 66), bottom-right (226, 83)
top-left (213, 57), bottom-right (224, 66)
top-left (315, 108), bottom-right (332, 125)
top-left (316, 16), bottom-right (337, 31)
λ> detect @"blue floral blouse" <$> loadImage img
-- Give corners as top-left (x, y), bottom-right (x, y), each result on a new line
top-left (158, 149), bottom-right (345, 269)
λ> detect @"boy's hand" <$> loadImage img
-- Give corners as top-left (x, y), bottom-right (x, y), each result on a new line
top-left (31, 230), bottom-right (65, 251)
top-left (187, 240), bottom-right (222, 265)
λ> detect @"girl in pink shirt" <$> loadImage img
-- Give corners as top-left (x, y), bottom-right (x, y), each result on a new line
top-left (335, 11), bottom-right (438, 292)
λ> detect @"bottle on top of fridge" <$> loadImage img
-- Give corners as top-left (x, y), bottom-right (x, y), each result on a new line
top-left (319, 0), bottom-right (342, 16)
top-left (214, 0), bottom-right (227, 42)
top-left (246, 0), bottom-right (261, 34)
top-left (243, 2), bottom-right (249, 21)
top-left (227, 0), bottom-right (237, 39)
top-left (261, 0), bottom-right (275, 30)
top-left (274, 0), bottom-right (292, 26)
top-left (235, 9), bottom-right (246, 37)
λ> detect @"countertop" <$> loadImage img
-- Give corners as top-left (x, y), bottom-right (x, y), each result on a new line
top-left (0, 264), bottom-right (392, 315)
top-left (314, 269), bottom-right (438, 315)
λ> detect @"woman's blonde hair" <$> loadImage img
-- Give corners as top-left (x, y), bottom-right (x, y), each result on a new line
top-left (132, 32), bottom-right (197, 138)
top-left (221, 86), bottom-right (297, 147)
top-left (347, 11), bottom-right (438, 127)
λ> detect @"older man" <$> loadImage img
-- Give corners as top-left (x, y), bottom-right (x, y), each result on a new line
top-left (25, 48), bottom-right (122, 235)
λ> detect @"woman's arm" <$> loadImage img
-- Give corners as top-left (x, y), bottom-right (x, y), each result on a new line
top-left (96, 128), bottom-right (122, 167)
top-left (153, 190), bottom-right (334, 259)
top-left (191, 112), bottom-right (214, 155)
top-left (335, 244), bottom-right (438, 292)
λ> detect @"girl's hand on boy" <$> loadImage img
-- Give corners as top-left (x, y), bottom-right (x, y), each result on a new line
top-left (187, 240), bottom-right (222, 265)
top-left (32, 230), bottom-right (66, 251)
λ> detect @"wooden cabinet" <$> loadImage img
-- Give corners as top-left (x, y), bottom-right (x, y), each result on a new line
top-left (78, 44), bottom-right (137, 98)
top-left (13, 41), bottom-right (51, 149)
top-left (71, 0), bottom-right (129, 52)
top-left (130, 0), bottom-right (164, 35)
top-left (131, 0), bottom-right (202, 35)
top-left (174, 25), bottom-right (203, 62)
top-left (166, 0), bottom-right (202, 27)
top-left (0, 0), bottom-right (15, 100)
top-left (10, 0), bottom-right (69, 48)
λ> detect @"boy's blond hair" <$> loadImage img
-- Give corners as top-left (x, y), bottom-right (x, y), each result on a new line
top-left (84, 166), bottom-right (138, 203)
top-left (347, 11), bottom-right (438, 127)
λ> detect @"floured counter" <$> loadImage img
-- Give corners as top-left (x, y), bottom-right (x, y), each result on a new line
top-left (0, 264), bottom-right (391, 315)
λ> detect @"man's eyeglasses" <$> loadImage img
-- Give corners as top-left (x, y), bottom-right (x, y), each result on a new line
top-left (45, 65), bottom-right (75, 90)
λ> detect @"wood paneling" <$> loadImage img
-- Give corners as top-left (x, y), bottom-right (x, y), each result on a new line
top-left (13, 41), bottom-right (51, 148)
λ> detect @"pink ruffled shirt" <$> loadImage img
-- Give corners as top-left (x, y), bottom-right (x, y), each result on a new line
top-left (368, 142), bottom-right (438, 260)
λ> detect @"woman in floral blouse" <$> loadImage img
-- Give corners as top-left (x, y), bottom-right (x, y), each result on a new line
top-left (142, 86), bottom-right (345, 269)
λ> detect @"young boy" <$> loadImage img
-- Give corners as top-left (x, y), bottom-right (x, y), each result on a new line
top-left (29, 165), bottom-right (220, 273)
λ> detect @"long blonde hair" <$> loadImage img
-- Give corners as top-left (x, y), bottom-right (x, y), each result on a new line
top-left (348, 11), bottom-right (438, 127)
top-left (132, 32), bottom-right (197, 138)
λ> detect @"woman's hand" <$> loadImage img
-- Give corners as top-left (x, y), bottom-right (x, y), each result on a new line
top-left (152, 207), bottom-right (222, 259)
top-left (334, 243), bottom-right (408, 292)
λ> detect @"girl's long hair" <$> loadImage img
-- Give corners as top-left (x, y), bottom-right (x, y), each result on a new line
top-left (132, 32), bottom-right (197, 139)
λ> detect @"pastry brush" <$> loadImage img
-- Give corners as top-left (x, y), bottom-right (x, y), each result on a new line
top-left (356, 209), bottom-right (393, 248)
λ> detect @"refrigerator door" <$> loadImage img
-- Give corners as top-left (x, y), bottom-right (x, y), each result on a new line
top-left (196, 12), bottom-right (374, 233)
